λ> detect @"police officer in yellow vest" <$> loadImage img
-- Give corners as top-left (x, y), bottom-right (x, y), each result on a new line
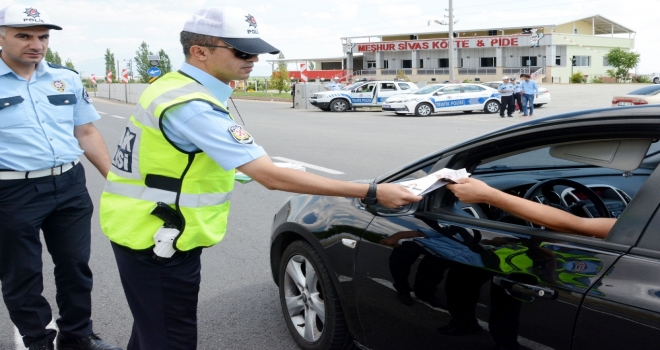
top-left (99, 6), bottom-right (422, 349)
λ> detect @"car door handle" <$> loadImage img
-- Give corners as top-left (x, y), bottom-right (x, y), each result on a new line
top-left (493, 276), bottom-right (558, 302)
top-left (342, 238), bottom-right (357, 249)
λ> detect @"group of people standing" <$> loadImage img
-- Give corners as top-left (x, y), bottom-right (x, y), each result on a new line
top-left (498, 74), bottom-right (540, 117)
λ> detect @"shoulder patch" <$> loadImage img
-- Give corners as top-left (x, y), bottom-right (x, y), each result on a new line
top-left (47, 62), bottom-right (79, 74)
top-left (228, 125), bottom-right (254, 144)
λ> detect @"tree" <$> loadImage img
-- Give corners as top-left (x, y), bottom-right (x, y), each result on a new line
top-left (65, 58), bottom-right (75, 70)
top-left (134, 41), bottom-right (154, 83)
top-left (604, 48), bottom-right (641, 82)
top-left (269, 52), bottom-right (290, 93)
top-left (104, 48), bottom-right (116, 83)
top-left (45, 48), bottom-right (62, 64)
top-left (157, 49), bottom-right (172, 74)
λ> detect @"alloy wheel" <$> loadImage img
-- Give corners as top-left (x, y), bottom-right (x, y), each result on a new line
top-left (283, 254), bottom-right (326, 342)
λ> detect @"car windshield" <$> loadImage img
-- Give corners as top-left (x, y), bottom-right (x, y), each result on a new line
top-left (627, 85), bottom-right (660, 96)
top-left (414, 85), bottom-right (444, 95)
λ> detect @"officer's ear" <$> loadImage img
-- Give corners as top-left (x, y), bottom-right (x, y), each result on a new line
top-left (189, 45), bottom-right (210, 62)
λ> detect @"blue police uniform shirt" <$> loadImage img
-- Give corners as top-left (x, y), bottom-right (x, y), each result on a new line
top-left (161, 63), bottom-right (266, 171)
top-left (513, 81), bottom-right (522, 93)
top-left (498, 82), bottom-right (514, 96)
top-left (521, 79), bottom-right (539, 95)
top-left (326, 82), bottom-right (342, 91)
top-left (0, 56), bottom-right (100, 171)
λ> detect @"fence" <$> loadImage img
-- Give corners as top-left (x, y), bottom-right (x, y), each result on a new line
top-left (96, 83), bottom-right (149, 104)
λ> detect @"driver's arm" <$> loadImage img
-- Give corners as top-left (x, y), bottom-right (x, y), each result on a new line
top-left (447, 178), bottom-right (615, 239)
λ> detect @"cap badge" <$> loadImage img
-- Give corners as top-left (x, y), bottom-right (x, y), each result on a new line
top-left (24, 8), bottom-right (41, 18)
top-left (245, 14), bottom-right (257, 28)
top-left (52, 80), bottom-right (66, 93)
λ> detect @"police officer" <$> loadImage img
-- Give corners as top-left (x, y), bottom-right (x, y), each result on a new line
top-left (498, 76), bottom-right (515, 118)
top-left (324, 77), bottom-right (342, 90)
top-left (0, 4), bottom-right (119, 350)
top-left (99, 6), bottom-right (421, 349)
top-left (511, 76), bottom-right (523, 113)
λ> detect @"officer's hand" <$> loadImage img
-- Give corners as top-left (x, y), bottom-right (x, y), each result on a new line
top-left (446, 178), bottom-right (498, 204)
top-left (376, 183), bottom-right (423, 208)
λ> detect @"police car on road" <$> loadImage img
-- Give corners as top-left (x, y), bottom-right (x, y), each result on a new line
top-left (382, 83), bottom-right (501, 116)
top-left (310, 80), bottom-right (419, 112)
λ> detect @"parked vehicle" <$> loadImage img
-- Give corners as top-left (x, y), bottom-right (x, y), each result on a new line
top-left (651, 73), bottom-right (659, 84)
top-left (482, 81), bottom-right (551, 108)
top-left (382, 83), bottom-right (501, 116)
top-left (270, 105), bottom-right (660, 350)
top-left (309, 80), bottom-right (418, 112)
top-left (612, 85), bottom-right (660, 106)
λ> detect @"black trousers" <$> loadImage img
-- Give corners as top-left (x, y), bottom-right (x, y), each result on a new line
top-left (500, 95), bottom-right (515, 116)
top-left (0, 163), bottom-right (93, 347)
top-left (512, 92), bottom-right (522, 111)
top-left (112, 242), bottom-right (203, 350)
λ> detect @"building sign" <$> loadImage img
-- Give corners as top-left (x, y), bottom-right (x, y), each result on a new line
top-left (355, 36), bottom-right (529, 53)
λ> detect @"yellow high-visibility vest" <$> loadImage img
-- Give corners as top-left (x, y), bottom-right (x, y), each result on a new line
top-left (100, 71), bottom-right (235, 251)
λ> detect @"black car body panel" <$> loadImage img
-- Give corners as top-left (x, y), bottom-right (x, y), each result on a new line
top-left (271, 105), bottom-right (660, 349)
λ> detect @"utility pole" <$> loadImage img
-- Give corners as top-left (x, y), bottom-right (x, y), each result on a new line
top-left (446, 0), bottom-right (455, 81)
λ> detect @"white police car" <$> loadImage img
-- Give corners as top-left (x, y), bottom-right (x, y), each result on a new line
top-left (310, 80), bottom-right (419, 112)
top-left (382, 83), bottom-right (501, 116)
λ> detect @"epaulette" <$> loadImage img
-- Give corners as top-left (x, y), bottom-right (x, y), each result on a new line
top-left (47, 62), bottom-right (79, 74)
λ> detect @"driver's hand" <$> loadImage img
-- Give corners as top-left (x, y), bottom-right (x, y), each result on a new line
top-left (446, 178), bottom-right (497, 204)
top-left (376, 183), bottom-right (423, 208)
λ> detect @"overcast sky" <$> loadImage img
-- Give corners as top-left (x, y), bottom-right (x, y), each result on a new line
top-left (3, 0), bottom-right (658, 77)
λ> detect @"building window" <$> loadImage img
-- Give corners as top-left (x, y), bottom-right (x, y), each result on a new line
top-left (438, 58), bottom-right (449, 68)
top-left (521, 56), bottom-right (538, 66)
top-left (488, 30), bottom-right (498, 36)
top-left (460, 58), bottom-right (464, 67)
top-left (419, 59), bottom-right (424, 68)
top-left (480, 57), bottom-right (496, 67)
top-left (556, 56), bottom-right (562, 66)
top-left (402, 59), bottom-right (412, 69)
top-left (603, 57), bottom-right (611, 66)
top-left (574, 56), bottom-right (590, 66)
top-left (383, 60), bottom-right (389, 69)
top-left (573, 28), bottom-right (578, 34)
top-left (367, 61), bottom-right (376, 69)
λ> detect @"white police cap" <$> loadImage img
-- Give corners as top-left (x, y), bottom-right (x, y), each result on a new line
top-left (0, 4), bottom-right (61, 30)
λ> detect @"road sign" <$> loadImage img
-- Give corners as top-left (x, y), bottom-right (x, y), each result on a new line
top-left (107, 70), bottom-right (113, 83)
top-left (121, 69), bottom-right (129, 83)
top-left (90, 73), bottom-right (97, 84)
top-left (148, 67), bottom-right (162, 77)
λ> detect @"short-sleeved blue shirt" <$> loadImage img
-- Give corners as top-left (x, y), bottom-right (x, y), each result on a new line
top-left (0, 55), bottom-right (100, 171)
top-left (161, 63), bottom-right (266, 171)
top-left (498, 82), bottom-right (514, 96)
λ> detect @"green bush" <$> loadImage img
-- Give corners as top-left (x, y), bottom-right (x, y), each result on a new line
top-left (633, 75), bottom-right (651, 83)
top-left (570, 71), bottom-right (586, 83)
top-left (589, 76), bottom-right (603, 84)
top-left (462, 79), bottom-right (472, 83)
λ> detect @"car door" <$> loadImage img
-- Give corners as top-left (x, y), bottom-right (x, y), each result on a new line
top-left (429, 85), bottom-right (464, 112)
top-left (351, 82), bottom-right (377, 106)
top-left (375, 82), bottom-right (400, 105)
top-left (572, 166), bottom-right (660, 350)
top-left (462, 85), bottom-right (491, 111)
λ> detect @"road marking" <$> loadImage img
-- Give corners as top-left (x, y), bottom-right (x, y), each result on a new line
top-left (110, 115), bottom-right (126, 119)
top-left (15, 319), bottom-right (57, 349)
top-left (271, 156), bottom-right (344, 175)
top-left (97, 111), bottom-right (107, 114)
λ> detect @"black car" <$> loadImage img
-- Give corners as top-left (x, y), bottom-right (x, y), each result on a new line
top-left (270, 105), bottom-right (660, 350)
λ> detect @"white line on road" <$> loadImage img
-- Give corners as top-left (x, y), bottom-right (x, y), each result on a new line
top-left (110, 115), bottom-right (126, 119)
top-left (271, 156), bottom-right (345, 175)
top-left (15, 319), bottom-right (58, 350)
top-left (97, 111), bottom-right (107, 114)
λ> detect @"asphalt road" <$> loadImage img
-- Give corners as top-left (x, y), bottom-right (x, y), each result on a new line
top-left (1, 83), bottom-right (645, 349)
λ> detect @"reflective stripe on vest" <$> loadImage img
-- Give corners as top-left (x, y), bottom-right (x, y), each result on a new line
top-left (100, 71), bottom-right (235, 251)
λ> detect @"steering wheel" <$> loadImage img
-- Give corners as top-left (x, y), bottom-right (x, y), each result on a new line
top-left (522, 178), bottom-right (611, 226)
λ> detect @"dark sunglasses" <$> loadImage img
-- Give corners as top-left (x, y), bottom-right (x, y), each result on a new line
top-left (202, 45), bottom-right (257, 59)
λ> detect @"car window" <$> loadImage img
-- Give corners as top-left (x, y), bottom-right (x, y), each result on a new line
top-left (627, 85), bottom-right (660, 96)
top-left (398, 83), bottom-right (411, 90)
top-left (380, 83), bottom-right (396, 91)
top-left (415, 85), bottom-right (443, 94)
top-left (463, 85), bottom-right (486, 92)
top-left (474, 147), bottom-right (585, 173)
top-left (441, 86), bottom-right (462, 94)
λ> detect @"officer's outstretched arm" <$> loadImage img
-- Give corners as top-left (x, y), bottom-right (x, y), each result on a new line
top-left (74, 122), bottom-right (111, 178)
top-left (237, 155), bottom-right (422, 208)
top-left (446, 178), bottom-right (615, 239)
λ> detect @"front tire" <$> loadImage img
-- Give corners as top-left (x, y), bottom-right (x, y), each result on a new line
top-left (330, 99), bottom-right (349, 112)
top-left (279, 241), bottom-right (351, 350)
top-left (483, 100), bottom-right (500, 114)
top-left (414, 103), bottom-right (433, 116)
top-left (654, 77), bottom-right (660, 84)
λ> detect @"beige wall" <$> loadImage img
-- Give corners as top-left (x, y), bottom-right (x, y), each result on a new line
top-left (555, 20), bottom-right (594, 35)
